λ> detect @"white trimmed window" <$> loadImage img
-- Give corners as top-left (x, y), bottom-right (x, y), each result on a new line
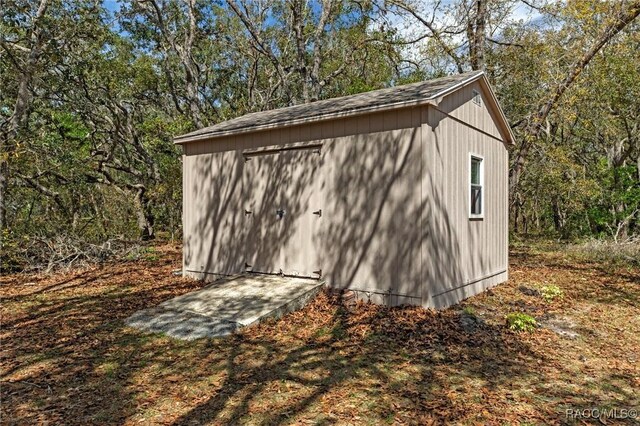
top-left (470, 155), bottom-right (484, 218)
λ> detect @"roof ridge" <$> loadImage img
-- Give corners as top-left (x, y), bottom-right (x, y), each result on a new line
top-left (240, 70), bottom-right (483, 116)
top-left (175, 70), bottom-right (485, 143)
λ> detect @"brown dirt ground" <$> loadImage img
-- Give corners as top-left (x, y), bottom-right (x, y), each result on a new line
top-left (1, 244), bottom-right (638, 425)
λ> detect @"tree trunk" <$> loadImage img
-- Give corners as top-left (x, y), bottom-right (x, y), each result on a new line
top-left (133, 187), bottom-right (155, 241)
top-left (468, 0), bottom-right (487, 70)
top-left (0, 161), bottom-right (7, 241)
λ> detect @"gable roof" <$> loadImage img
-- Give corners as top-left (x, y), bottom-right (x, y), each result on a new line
top-left (175, 70), bottom-right (515, 145)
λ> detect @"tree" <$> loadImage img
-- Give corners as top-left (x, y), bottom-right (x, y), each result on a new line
top-left (225, 0), bottom-right (398, 107)
top-left (385, 0), bottom-right (521, 73)
top-left (0, 0), bottom-right (50, 245)
top-left (509, 0), bottom-right (640, 209)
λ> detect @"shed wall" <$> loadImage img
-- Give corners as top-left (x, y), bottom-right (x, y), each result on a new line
top-left (319, 111), bottom-right (423, 306)
top-left (421, 82), bottom-right (509, 308)
top-left (438, 80), bottom-right (504, 140)
top-left (182, 83), bottom-right (509, 308)
top-left (183, 107), bottom-right (425, 305)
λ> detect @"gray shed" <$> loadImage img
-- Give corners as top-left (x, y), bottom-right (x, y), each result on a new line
top-left (175, 70), bottom-right (515, 308)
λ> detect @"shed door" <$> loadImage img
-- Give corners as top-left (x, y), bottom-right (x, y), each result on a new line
top-left (244, 146), bottom-right (323, 278)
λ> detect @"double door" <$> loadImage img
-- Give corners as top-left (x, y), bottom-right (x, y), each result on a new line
top-left (243, 146), bottom-right (323, 278)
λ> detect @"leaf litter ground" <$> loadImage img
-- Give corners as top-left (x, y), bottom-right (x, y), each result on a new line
top-left (1, 244), bottom-right (638, 425)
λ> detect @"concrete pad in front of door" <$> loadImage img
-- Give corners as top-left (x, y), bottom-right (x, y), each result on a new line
top-left (125, 274), bottom-right (324, 340)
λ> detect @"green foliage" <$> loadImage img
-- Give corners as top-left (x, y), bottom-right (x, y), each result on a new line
top-left (540, 285), bottom-right (564, 303)
top-left (0, 229), bottom-right (22, 272)
top-left (505, 313), bottom-right (537, 333)
top-left (2, 0), bottom-right (639, 270)
top-left (462, 306), bottom-right (476, 317)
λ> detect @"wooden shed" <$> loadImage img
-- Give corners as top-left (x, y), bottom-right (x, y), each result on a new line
top-left (175, 70), bottom-right (515, 308)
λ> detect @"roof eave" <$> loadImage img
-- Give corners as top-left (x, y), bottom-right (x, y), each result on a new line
top-left (173, 96), bottom-right (430, 144)
top-left (476, 74), bottom-right (516, 145)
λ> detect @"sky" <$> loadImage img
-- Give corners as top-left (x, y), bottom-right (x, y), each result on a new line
top-left (99, 0), bottom-right (546, 70)
top-left (103, 0), bottom-right (120, 13)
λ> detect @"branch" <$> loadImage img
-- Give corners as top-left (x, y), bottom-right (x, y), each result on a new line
top-left (16, 173), bottom-right (68, 216)
top-left (227, 0), bottom-right (291, 102)
top-left (486, 37), bottom-right (524, 48)
top-left (388, 0), bottom-right (465, 73)
top-left (528, 1), bottom-right (640, 138)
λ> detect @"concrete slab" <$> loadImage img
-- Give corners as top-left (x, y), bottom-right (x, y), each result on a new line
top-left (125, 274), bottom-right (324, 340)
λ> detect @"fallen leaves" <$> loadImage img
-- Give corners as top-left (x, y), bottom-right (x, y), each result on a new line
top-left (1, 243), bottom-right (639, 425)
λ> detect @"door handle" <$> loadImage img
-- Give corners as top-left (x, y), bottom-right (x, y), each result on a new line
top-left (313, 209), bottom-right (322, 217)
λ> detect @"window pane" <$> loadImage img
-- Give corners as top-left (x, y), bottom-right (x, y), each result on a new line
top-left (472, 90), bottom-right (482, 106)
top-left (471, 185), bottom-right (482, 215)
top-left (471, 158), bottom-right (481, 185)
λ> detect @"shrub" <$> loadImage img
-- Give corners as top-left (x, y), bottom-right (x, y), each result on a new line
top-left (505, 312), bottom-right (537, 332)
top-left (540, 285), bottom-right (563, 302)
top-left (568, 237), bottom-right (640, 267)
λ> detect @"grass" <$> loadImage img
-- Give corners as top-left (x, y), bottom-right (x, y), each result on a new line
top-left (1, 243), bottom-right (639, 425)
top-left (567, 237), bottom-right (640, 267)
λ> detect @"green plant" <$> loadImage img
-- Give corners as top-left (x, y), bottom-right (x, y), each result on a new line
top-left (462, 306), bottom-right (476, 317)
top-left (540, 285), bottom-right (564, 302)
top-left (142, 247), bottom-right (159, 261)
top-left (505, 312), bottom-right (537, 333)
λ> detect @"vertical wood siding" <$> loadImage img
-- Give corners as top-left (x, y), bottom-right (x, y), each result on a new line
top-left (438, 80), bottom-right (504, 141)
top-left (422, 82), bottom-right (509, 308)
top-left (182, 83), bottom-right (509, 308)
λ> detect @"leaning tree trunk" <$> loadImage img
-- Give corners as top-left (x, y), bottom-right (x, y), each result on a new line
top-left (509, 1), bottom-right (640, 214)
top-left (0, 160), bottom-right (7, 241)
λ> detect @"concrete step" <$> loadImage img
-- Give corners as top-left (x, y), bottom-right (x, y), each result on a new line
top-left (125, 274), bottom-right (324, 340)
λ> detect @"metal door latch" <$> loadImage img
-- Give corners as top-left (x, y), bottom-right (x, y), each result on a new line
top-left (313, 269), bottom-right (322, 278)
top-left (313, 209), bottom-right (322, 217)
top-left (244, 209), bottom-right (252, 215)
top-left (245, 262), bottom-right (252, 269)
top-left (276, 209), bottom-right (286, 219)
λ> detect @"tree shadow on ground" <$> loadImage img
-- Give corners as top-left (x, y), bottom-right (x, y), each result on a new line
top-left (169, 299), bottom-right (546, 425)
top-left (2, 245), bottom-right (639, 425)
top-left (1, 250), bottom-right (207, 424)
top-left (2, 258), bottom-right (538, 425)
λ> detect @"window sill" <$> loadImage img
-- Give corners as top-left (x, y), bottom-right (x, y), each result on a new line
top-left (469, 216), bottom-right (484, 221)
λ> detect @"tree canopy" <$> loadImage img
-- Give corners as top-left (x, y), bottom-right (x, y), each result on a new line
top-left (1, 0), bottom-right (639, 270)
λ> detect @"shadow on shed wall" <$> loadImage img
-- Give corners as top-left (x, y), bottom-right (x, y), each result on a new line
top-left (422, 86), bottom-right (510, 308)
top-left (183, 148), bottom-right (319, 279)
top-left (182, 96), bottom-right (508, 307)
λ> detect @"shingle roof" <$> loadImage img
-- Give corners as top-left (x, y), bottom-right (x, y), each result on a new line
top-left (175, 70), bottom-right (485, 144)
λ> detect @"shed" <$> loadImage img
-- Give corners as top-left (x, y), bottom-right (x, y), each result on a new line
top-left (175, 70), bottom-right (515, 308)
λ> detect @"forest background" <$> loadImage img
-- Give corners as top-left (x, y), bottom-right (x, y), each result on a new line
top-left (2, 0), bottom-right (639, 271)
